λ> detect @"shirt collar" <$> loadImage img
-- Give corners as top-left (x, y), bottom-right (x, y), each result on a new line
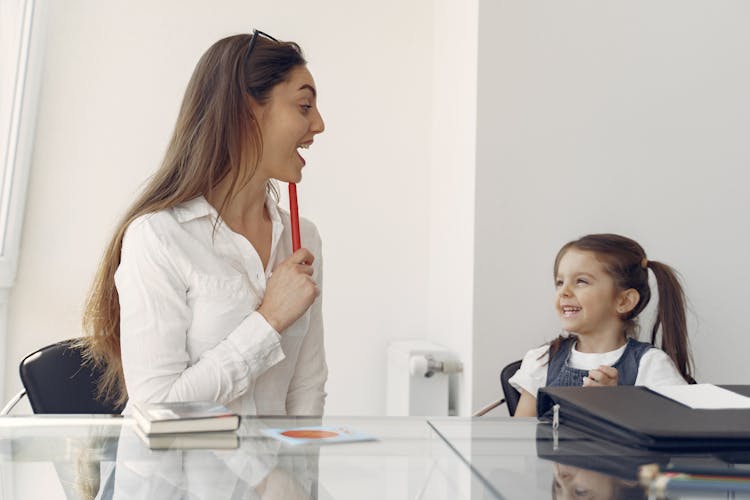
top-left (173, 196), bottom-right (214, 223)
top-left (173, 194), bottom-right (284, 228)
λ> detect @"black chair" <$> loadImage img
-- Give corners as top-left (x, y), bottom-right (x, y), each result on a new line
top-left (0, 339), bottom-right (125, 414)
top-left (500, 360), bottom-right (522, 415)
top-left (473, 359), bottom-right (522, 417)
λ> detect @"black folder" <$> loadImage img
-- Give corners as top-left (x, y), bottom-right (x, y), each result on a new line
top-left (537, 385), bottom-right (750, 451)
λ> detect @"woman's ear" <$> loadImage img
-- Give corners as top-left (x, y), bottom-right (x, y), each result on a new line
top-left (616, 288), bottom-right (640, 315)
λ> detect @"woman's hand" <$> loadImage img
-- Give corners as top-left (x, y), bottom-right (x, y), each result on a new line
top-left (583, 365), bottom-right (618, 387)
top-left (257, 248), bottom-right (318, 333)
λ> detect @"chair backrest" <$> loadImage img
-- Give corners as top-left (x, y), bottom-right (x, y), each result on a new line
top-left (19, 339), bottom-right (125, 414)
top-left (500, 360), bottom-right (523, 416)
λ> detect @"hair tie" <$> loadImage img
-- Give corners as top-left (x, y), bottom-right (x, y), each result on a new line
top-left (641, 257), bottom-right (648, 270)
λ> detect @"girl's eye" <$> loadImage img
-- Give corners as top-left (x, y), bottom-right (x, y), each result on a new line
top-left (300, 104), bottom-right (312, 113)
top-left (574, 488), bottom-right (590, 497)
top-left (577, 279), bottom-right (588, 285)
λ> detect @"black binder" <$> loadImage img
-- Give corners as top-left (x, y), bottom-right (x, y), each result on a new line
top-left (537, 385), bottom-right (750, 451)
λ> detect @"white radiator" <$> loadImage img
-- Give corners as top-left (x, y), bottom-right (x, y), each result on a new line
top-left (386, 340), bottom-right (462, 416)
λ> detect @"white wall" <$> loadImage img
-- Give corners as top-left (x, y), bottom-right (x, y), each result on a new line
top-left (7, 0), bottom-right (750, 417)
top-left (473, 0), bottom-right (750, 409)
top-left (3, 0), bottom-right (435, 415)
top-left (429, 0), bottom-right (478, 416)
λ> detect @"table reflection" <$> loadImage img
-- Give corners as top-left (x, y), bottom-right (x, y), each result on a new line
top-left (97, 420), bottom-right (318, 500)
top-left (535, 424), bottom-right (750, 500)
top-left (1, 415), bottom-right (473, 500)
top-left (426, 417), bottom-right (750, 499)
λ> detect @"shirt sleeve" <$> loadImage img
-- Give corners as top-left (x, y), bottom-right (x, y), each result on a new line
top-left (117, 216), bottom-right (286, 407)
top-left (285, 233), bottom-right (328, 415)
top-left (635, 349), bottom-right (689, 386)
top-left (508, 345), bottom-right (550, 398)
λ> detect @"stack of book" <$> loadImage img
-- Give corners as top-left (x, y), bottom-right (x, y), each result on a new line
top-left (131, 401), bottom-right (241, 450)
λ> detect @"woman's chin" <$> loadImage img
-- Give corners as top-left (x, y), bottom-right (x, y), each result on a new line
top-left (272, 172), bottom-right (302, 184)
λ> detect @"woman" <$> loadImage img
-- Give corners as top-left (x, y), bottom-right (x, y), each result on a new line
top-left (81, 31), bottom-right (327, 416)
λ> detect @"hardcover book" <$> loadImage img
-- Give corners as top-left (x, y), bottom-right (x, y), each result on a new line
top-left (131, 401), bottom-right (240, 435)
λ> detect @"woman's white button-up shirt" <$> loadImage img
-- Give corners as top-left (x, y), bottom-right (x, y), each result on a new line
top-left (116, 195), bottom-right (327, 416)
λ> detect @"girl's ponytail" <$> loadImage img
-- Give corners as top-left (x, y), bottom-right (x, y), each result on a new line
top-left (647, 260), bottom-right (694, 383)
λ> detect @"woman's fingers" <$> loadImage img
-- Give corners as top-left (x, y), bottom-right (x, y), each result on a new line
top-left (297, 264), bottom-right (314, 276)
top-left (257, 248), bottom-right (318, 332)
top-left (290, 248), bottom-right (314, 265)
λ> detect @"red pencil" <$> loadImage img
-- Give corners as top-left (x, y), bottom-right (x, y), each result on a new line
top-left (289, 183), bottom-right (301, 252)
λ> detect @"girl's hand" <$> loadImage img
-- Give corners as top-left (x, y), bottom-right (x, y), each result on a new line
top-left (583, 365), bottom-right (618, 387)
top-left (257, 249), bottom-right (318, 333)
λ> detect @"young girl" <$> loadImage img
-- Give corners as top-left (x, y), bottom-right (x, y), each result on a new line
top-left (511, 233), bottom-right (693, 417)
top-left (80, 31), bottom-right (327, 416)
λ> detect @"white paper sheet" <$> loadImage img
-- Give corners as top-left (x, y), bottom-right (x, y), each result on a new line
top-left (647, 384), bottom-right (750, 409)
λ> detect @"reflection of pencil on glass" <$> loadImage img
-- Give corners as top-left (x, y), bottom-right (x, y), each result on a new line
top-left (640, 463), bottom-right (750, 498)
top-left (653, 473), bottom-right (750, 498)
top-left (289, 183), bottom-right (301, 252)
top-left (664, 458), bottom-right (750, 478)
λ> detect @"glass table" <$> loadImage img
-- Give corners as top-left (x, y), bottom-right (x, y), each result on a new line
top-left (0, 415), bottom-right (489, 500)
top-left (2, 415), bottom-right (750, 499)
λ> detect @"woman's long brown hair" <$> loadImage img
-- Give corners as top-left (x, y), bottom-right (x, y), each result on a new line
top-left (549, 234), bottom-right (694, 383)
top-left (79, 34), bottom-right (306, 407)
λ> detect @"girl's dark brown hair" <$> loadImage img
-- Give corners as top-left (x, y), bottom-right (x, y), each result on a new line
top-left (79, 34), bottom-right (306, 407)
top-left (549, 233), bottom-right (694, 383)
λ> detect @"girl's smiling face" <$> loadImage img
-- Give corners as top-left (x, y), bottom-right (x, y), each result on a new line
top-left (250, 65), bottom-right (325, 183)
top-left (554, 249), bottom-right (629, 339)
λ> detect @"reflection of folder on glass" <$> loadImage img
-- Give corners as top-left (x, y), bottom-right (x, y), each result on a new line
top-left (537, 385), bottom-right (750, 451)
top-left (535, 423), bottom-right (671, 480)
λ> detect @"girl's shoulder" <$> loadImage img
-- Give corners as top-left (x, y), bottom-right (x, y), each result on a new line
top-left (509, 344), bottom-right (551, 397)
top-left (519, 344), bottom-right (551, 369)
top-left (638, 346), bottom-right (673, 365)
top-left (636, 347), bottom-right (688, 385)
top-left (524, 344), bottom-right (551, 359)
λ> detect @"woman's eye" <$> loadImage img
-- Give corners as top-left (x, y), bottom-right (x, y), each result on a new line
top-left (576, 279), bottom-right (588, 285)
top-left (574, 488), bottom-right (590, 497)
top-left (554, 280), bottom-right (563, 287)
top-left (300, 104), bottom-right (312, 113)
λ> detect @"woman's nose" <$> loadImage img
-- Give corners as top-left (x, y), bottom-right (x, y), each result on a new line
top-left (311, 108), bottom-right (325, 134)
